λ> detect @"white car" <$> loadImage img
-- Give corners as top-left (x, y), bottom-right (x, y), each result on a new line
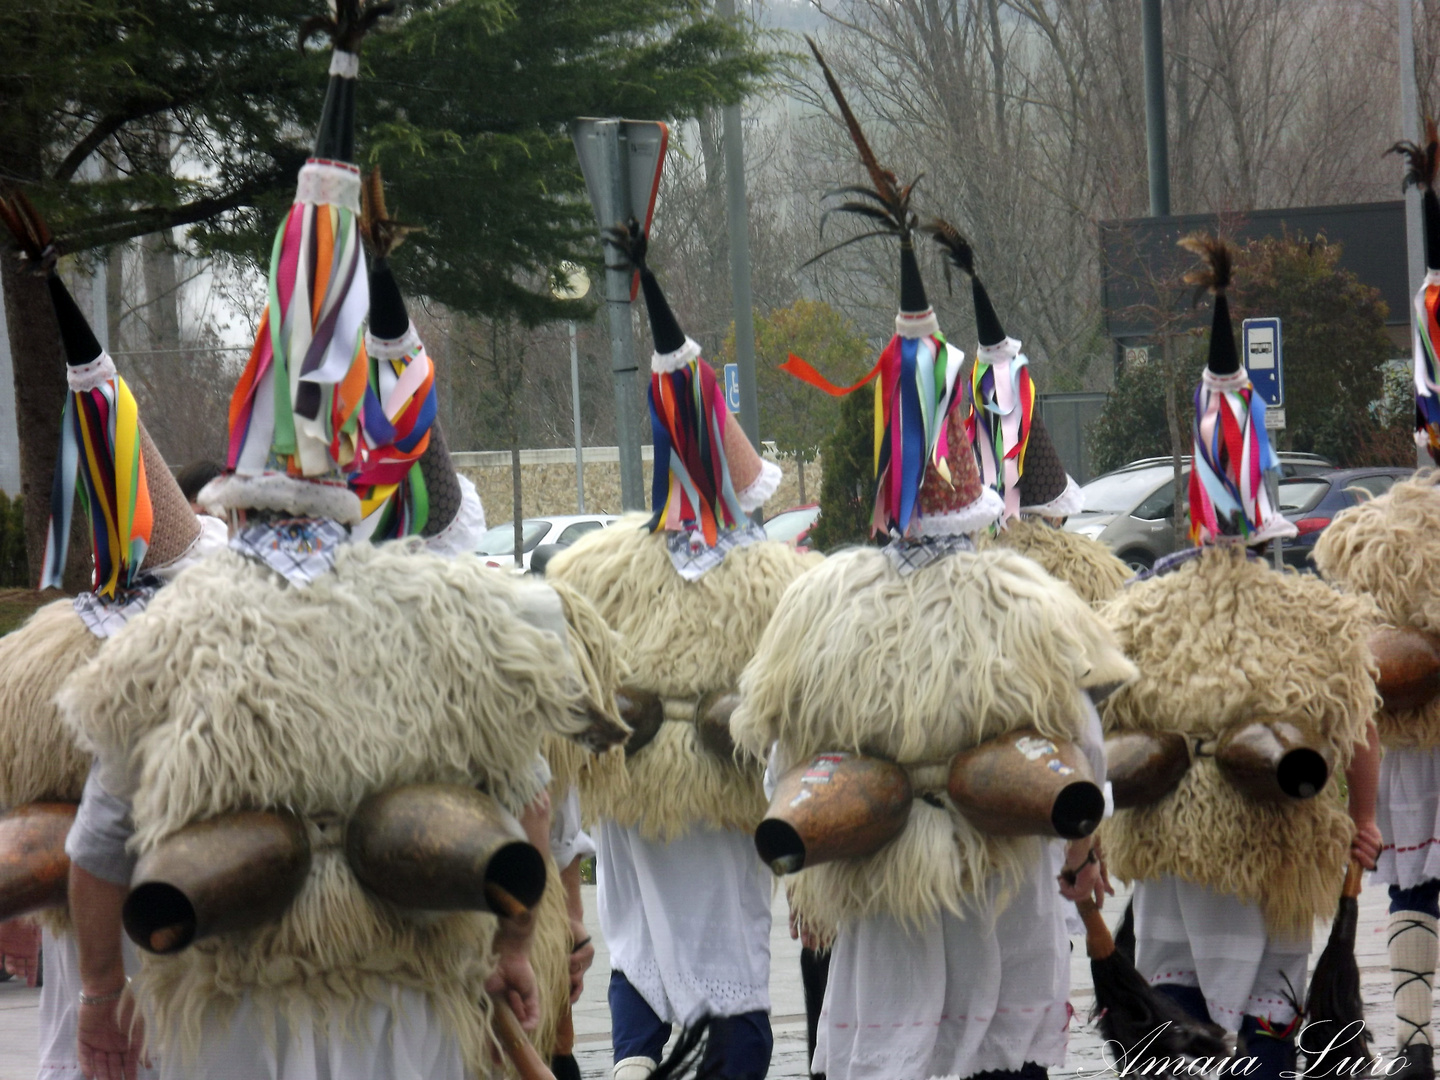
top-left (475, 515), bottom-right (617, 571)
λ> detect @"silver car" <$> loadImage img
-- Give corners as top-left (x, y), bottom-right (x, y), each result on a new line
top-left (1062, 454), bottom-right (1333, 572)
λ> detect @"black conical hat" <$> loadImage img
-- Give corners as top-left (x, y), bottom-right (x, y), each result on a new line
top-left (368, 257), bottom-right (409, 340)
top-left (899, 242), bottom-right (929, 316)
top-left (640, 268), bottom-right (687, 355)
top-left (1425, 189), bottom-right (1440, 272)
top-left (972, 276), bottom-right (1007, 348)
top-left (48, 275), bottom-right (102, 367)
top-left (1017, 415), bottom-right (1069, 509)
top-left (1207, 292), bottom-right (1240, 377)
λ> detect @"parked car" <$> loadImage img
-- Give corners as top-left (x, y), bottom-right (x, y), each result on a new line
top-left (764, 504), bottom-right (821, 551)
top-left (475, 515), bottom-right (616, 571)
top-left (1274, 468), bottom-right (1414, 568)
top-left (1063, 453), bottom-right (1335, 572)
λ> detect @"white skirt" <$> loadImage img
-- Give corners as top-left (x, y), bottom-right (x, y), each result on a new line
top-left (1374, 746), bottom-right (1440, 889)
top-left (152, 987), bottom-right (466, 1080)
top-left (1132, 876), bottom-right (1310, 1034)
top-left (38, 926), bottom-right (159, 1079)
top-left (815, 845), bottom-right (1072, 1080)
top-left (596, 821), bottom-right (772, 1024)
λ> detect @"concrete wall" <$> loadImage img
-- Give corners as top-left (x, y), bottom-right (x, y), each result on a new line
top-left (452, 446), bottom-right (819, 524)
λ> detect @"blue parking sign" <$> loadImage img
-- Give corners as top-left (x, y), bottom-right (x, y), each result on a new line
top-left (723, 363), bottom-right (741, 413)
top-left (1242, 318), bottom-right (1283, 407)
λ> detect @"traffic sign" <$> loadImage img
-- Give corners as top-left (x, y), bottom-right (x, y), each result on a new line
top-left (724, 364), bottom-right (741, 412)
top-left (1242, 317), bottom-right (1283, 407)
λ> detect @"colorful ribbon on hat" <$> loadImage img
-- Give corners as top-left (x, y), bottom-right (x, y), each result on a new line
top-left (42, 372), bottom-right (152, 596)
top-left (226, 161), bottom-right (369, 480)
top-left (354, 461), bottom-right (430, 542)
top-left (1413, 274), bottom-right (1440, 462)
top-left (351, 340), bottom-right (436, 488)
top-left (648, 358), bottom-right (746, 547)
top-left (969, 344), bottom-right (1035, 521)
top-left (1188, 373), bottom-right (1283, 545)
top-left (782, 333), bottom-right (961, 537)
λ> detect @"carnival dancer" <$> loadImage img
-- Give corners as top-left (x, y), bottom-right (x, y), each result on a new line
top-left (0, 191), bottom-right (226, 1080)
top-left (1097, 234), bottom-right (1381, 1080)
top-left (931, 227), bottom-right (1127, 606)
top-left (1308, 119), bottom-right (1440, 1080)
top-left (731, 46), bottom-right (1133, 1080)
top-left (60, 4), bottom-right (621, 1077)
top-left (350, 168), bottom-right (602, 1075)
top-left (543, 218), bottom-right (811, 1080)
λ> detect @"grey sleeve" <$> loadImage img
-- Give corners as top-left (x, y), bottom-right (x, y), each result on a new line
top-left (64, 759), bottom-right (138, 886)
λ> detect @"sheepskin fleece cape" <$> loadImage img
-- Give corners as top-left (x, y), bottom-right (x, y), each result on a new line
top-left (545, 518), bottom-right (819, 840)
top-left (732, 545), bottom-right (1136, 935)
top-left (1098, 546), bottom-right (1377, 937)
top-left (528, 856), bottom-right (571, 1062)
top-left (0, 599), bottom-right (98, 935)
top-left (1314, 470), bottom-right (1440, 748)
top-left (0, 600), bottom-right (94, 807)
top-left (981, 518), bottom-right (1130, 606)
top-left (58, 540), bottom-right (596, 1076)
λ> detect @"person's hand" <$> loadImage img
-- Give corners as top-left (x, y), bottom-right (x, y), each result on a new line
top-left (1058, 844), bottom-right (1108, 907)
top-left (77, 986), bottom-right (144, 1080)
top-left (568, 919), bottom-right (594, 1005)
top-left (485, 949), bottom-right (539, 1032)
top-left (1351, 818), bottom-right (1383, 871)
top-left (0, 918), bottom-right (41, 985)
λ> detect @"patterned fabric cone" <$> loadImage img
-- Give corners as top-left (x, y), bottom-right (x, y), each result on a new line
top-left (915, 391), bottom-right (1001, 537)
top-left (40, 274), bottom-right (200, 594)
top-left (1015, 415), bottom-right (1076, 516)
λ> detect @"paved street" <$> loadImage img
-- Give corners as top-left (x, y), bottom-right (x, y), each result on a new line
top-left (0, 879), bottom-right (1401, 1079)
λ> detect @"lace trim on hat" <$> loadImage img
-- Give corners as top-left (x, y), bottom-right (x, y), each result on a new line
top-left (736, 459), bottom-right (782, 513)
top-left (1201, 367), bottom-right (1249, 393)
top-left (424, 474), bottom-right (487, 558)
top-left (198, 472), bottom-right (363, 525)
top-left (329, 50), bottom-right (360, 78)
top-left (1019, 474), bottom-right (1084, 520)
top-left (894, 309), bottom-right (940, 340)
top-left (976, 336), bottom-right (1023, 364)
top-left (366, 321), bottom-right (424, 361)
top-left (147, 513), bottom-right (229, 580)
top-left (914, 487), bottom-right (1004, 538)
top-left (296, 160), bottom-right (362, 214)
top-left (66, 352), bottom-right (117, 393)
top-left (651, 337), bottom-right (703, 374)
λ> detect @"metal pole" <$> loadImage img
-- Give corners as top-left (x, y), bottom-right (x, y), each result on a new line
top-left (716, 0), bottom-right (762, 456)
top-left (1141, 0), bottom-right (1171, 218)
top-left (598, 122), bottom-right (646, 510)
top-left (569, 320), bottom-right (585, 513)
top-left (1401, 0), bottom-right (1428, 469)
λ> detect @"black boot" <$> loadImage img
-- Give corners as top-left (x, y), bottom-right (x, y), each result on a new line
top-left (1394, 1043), bottom-right (1436, 1080)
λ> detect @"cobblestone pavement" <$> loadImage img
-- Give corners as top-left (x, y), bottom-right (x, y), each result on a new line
top-left (0, 880), bottom-right (1400, 1079)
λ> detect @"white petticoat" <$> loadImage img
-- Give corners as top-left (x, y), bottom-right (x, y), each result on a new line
top-left (1374, 745), bottom-right (1440, 889)
top-left (39, 926), bottom-right (159, 1079)
top-left (596, 821), bottom-right (772, 1024)
top-left (1132, 876), bottom-right (1310, 1034)
top-left (815, 845), bottom-right (1073, 1080)
top-left (150, 987), bottom-right (464, 1080)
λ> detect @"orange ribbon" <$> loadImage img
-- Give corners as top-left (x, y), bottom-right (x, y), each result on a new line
top-left (780, 353), bottom-right (884, 397)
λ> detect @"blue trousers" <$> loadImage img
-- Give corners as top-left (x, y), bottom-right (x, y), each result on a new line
top-left (609, 969), bottom-right (773, 1080)
top-left (1154, 984), bottom-right (1295, 1080)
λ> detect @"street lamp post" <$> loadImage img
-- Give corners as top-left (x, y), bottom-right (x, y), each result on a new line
top-left (552, 263), bottom-right (591, 513)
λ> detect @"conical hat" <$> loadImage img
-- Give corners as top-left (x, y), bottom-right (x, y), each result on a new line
top-left (1180, 234), bottom-right (1295, 547)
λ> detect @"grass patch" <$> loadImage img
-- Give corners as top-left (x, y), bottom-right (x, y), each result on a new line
top-left (0, 589), bottom-right (59, 637)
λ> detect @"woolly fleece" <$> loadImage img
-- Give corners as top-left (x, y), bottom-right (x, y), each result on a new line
top-left (981, 518), bottom-right (1130, 606)
top-left (732, 545), bottom-right (1135, 927)
top-left (57, 540), bottom-right (595, 1074)
top-left (545, 518), bottom-right (817, 838)
top-left (1313, 469), bottom-right (1440, 747)
top-left (1098, 545), bottom-right (1377, 935)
